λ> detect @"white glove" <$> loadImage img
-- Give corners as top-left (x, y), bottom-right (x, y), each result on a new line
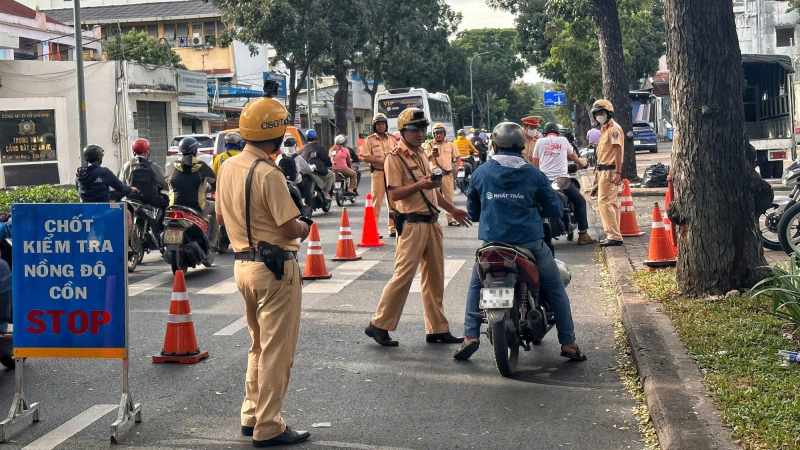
top-left (309, 164), bottom-right (317, 171)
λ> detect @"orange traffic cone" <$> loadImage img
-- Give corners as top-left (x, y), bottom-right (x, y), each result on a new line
top-left (333, 208), bottom-right (361, 261)
top-left (620, 179), bottom-right (645, 237)
top-left (357, 194), bottom-right (384, 247)
top-left (644, 202), bottom-right (677, 268)
top-left (663, 187), bottom-right (678, 256)
top-left (153, 270), bottom-right (209, 364)
top-left (303, 223), bottom-right (332, 280)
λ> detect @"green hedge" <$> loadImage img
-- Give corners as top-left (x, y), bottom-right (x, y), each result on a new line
top-left (0, 185), bottom-right (80, 212)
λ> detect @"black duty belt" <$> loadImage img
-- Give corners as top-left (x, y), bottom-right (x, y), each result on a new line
top-left (442, 169), bottom-right (453, 175)
top-left (371, 166), bottom-right (384, 173)
top-left (597, 164), bottom-right (617, 171)
top-left (235, 250), bottom-right (297, 262)
top-left (404, 213), bottom-right (439, 224)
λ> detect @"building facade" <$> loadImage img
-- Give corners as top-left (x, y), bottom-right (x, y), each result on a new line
top-left (735, 0), bottom-right (800, 61)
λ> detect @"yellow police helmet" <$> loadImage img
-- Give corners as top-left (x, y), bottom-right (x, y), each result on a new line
top-left (239, 97), bottom-right (289, 142)
top-left (591, 99), bottom-right (614, 115)
top-left (432, 122), bottom-right (446, 133)
top-left (372, 113), bottom-right (388, 126)
top-left (397, 108), bottom-right (430, 131)
top-left (469, 127), bottom-right (475, 133)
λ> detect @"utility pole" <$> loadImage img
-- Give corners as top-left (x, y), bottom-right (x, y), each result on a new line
top-left (73, 0), bottom-right (88, 165)
top-left (469, 52), bottom-right (490, 127)
top-left (487, 92), bottom-right (490, 131)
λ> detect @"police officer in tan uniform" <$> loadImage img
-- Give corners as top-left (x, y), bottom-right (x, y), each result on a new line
top-left (360, 113), bottom-right (397, 237)
top-left (216, 95), bottom-right (312, 447)
top-left (425, 122), bottom-right (459, 226)
top-left (365, 108), bottom-right (472, 346)
top-left (591, 99), bottom-right (625, 247)
top-left (521, 116), bottom-right (543, 164)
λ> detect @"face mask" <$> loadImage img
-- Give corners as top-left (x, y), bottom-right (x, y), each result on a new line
top-left (285, 146), bottom-right (296, 154)
top-left (527, 129), bottom-right (538, 137)
top-left (596, 114), bottom-right (608, 125)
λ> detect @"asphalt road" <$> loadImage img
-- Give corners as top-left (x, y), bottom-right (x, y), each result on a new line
top-left (0, 173), bottom-right (644, 450)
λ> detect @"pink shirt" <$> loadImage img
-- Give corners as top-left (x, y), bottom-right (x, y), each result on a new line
top-left (330, 146), bottom-right (352, 170)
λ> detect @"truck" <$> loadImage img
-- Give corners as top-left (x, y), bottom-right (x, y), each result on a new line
top-left (742, 54), bottom-right (796, 179)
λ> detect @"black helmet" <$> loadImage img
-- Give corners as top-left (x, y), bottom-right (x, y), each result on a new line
top-left (83, 144), bottom-right (104, 163)
top-left (543, 122), bottom-right (560, 136)
top-left (284, 136), bottom-right (297, 147)
top-left (178, 137), bottom-right (200, 155)
top-left (491, 122), bottom-right (525, 152)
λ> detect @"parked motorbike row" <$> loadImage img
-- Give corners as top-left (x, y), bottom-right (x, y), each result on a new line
top-left (760, 159), bottom-right (800, 255)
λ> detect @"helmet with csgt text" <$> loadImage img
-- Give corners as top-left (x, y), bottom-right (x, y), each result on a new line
top-left (397, 107), bottom-right (430, 131)
top-left (239, 97), bottom-right (289, 142)
top-left (590, 99), bottom-right (614, 115)
top-left (491, 122), bottom-right (525, 152)
top-left (554, 259), bottom-right (571, 287)
top-left (372, 113), bottom-right (388, 126)
top-left (131, 139), bottom-right (149, 154)
top-left (432, 122), bottom-right (446, 133)
top-left (334, 134), bottom-right (347, 145)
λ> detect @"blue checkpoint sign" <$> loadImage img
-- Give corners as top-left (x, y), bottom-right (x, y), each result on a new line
top-left (12, 203), bottom-right (128, 358)
top-left (263, 72), bottom-right (288, 97)
top-left (544, 91), bottom-right (567, 106)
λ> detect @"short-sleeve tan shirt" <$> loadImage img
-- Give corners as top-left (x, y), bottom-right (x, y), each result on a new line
top-left (216, 144), bottom-right (300, 252)
top-left (522, 137), bottom-right (538, 164)
top-left (597, 120), bottom-right (624, 166)
top-left (385, 140), bottom-right (439, 215)
top-left (425, 140), bottom-right (456, 171)
top-left (361, 133), bottom-right (396, 168)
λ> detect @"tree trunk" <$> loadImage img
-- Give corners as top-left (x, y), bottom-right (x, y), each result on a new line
top-left (574, 103), bottom-right (591, 148)
top-left (593, 0), bottom-right (637, 180)
top-left (287, 65), bottom-right (298, 119)
top-left (664, 0), bottom-right (771, 295)
top-left (333, 61), bottom-right (349, 136)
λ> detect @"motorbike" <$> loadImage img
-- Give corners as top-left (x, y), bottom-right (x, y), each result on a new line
top-left (205, 192), bottom-right (230, 253)
top-left (126, 199), bottom-right (162, 273)
top-left (473, 242), bottom-right (571, 377)
top-left (162, 205), bottom-right (214, 274)
top-left (333, 172), bottom-right (358, 207)
top-left (579, 144), bottom-right (597, 168)
top-left (764, 160), bottom-right (800, 254)
top-left (542, 163), bottom-right (581, 255)
top-left (0, 237), bottom-right (13, 370)
top-left (456, 157), bottom-right (474, 196)
top-left (308, 176), bottom-right (333, 215)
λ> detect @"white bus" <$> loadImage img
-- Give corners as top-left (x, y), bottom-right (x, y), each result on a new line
top-left (374, 88), bottom-right (456, 140)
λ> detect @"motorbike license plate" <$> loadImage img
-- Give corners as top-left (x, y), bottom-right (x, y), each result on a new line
top-left (457, 171), bottom-right (466, 179)
top-left (480, 288), bottom-right (514, 309)
top-left (163, 229), bottom-right (184, 244)
top-left (634, 140), bottom-right (642, 146)
top-left (474, 157), bottom-right (480, 162)
top-left (335, 181), bottom-right (342, 189)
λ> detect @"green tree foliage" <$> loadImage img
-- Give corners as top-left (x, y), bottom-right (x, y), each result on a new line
top-left (103, 29), bottom-right (186, 70)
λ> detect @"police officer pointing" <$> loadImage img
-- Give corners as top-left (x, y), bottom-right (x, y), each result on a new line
top-left (365, 108), bottom-right (472, 346)
top-left (216, 95), bottom-right (311, 447)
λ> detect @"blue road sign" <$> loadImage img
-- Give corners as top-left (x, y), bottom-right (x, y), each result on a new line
top-left (12, 203), bottom-right (128, 358)
top-left (544, 91), bottom-right (567, 106)
top-left (263, 72), bottom-right (288, 97)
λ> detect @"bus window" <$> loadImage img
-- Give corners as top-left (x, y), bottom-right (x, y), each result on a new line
top-left (378, 97), bottom-right (424, 118)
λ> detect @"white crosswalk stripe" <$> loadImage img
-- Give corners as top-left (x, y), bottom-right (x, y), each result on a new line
top-left (129, 272), bottom-right (174, 297)
top-left (197, 276), bottom-right (238, 295)
top-left (214, 316), bottom-right (249, 336)
top-left (22, 404), bottom-right (117, 450)
top-left (302, 260), bottom-right (380, 294)
top-left (409, 259), bottom-right (466, 293)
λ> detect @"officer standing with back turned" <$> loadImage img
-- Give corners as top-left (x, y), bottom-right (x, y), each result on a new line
top-left (216, 82), bottom-right (312, 447)
top-left (365, 108), bottom-right (472, 346)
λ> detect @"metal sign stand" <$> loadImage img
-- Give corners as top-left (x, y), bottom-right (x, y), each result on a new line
top-left (110, 358), bottom-right (141, 444)
top-left (0, 358), bottom-right (39, 443)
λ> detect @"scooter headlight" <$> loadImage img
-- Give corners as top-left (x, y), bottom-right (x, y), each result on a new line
top-left (554, 259), bottom-right (571, 287)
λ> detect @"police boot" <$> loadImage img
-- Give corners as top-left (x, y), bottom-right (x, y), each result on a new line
top-left (365, 323), bottom-right (399, 347)
top-left (577, 231), bottom-right (597, 245)
top-left (426, 332), bottom-right (464, 344)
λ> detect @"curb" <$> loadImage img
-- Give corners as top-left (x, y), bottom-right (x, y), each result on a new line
top-left (602, 246), bottom-right (740, 450)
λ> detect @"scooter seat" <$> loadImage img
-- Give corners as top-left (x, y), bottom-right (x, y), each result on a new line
top-left (478, 242), bottom-right (535, 262)
top-left (166, 205), bottom-right (202, 218)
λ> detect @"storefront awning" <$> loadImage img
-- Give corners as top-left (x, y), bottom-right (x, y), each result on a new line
top-left (179, 112), bottom-right (225, 121)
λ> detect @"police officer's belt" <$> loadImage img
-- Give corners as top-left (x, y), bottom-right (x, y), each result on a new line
top-left (235, 249), bottom-right (297, 261)
top-left (370, 166), bottom-right (383, 172)
top-left (442, 169), bottom-right (453, 175)
top-left (402, 213), bottom-right (439, 224)
top-left (597, 164), bottom-right (616, 171)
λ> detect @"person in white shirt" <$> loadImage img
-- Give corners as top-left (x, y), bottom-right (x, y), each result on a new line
top-left (532, 123), bottom-right (596, 245)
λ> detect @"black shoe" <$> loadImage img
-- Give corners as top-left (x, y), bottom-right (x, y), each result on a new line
top-left (389, 231), bottom-right (397, 238)
top-left (379, 235), bottom-right (384, 239)
top-left (426, 332), bottom-right (464, 344)
top-left (599, 239), bottom-right (623, 247)
top-left (253, 426), bottom-right (310, 447)
top-left (242, 425), bottom-right (254, 437)
top-left (365, 323), bottom-right (399, 346)
top-left (453, 341), bottom-right (480, 360)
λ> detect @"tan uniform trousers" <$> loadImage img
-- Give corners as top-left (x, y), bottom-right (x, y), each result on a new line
top-left (372, 221), bottom-right (450, 334)
top-left (370, 170), bottom-right (395, 233)
top-left (236, 260), bottom-right (302, 441)
top-left (440, 175), bottom-right (455, 223)
top-left (597, 170), bottom-right (622, 241)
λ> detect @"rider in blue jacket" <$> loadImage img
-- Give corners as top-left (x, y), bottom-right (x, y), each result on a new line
top-left (454, 122), bottom-right (586, 362)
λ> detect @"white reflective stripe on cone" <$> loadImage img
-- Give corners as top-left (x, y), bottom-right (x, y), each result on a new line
top-left (308, 241), bottom-right (321, 246)
top-left (621, 196), bottom-right (633, 202)
top-left (167, 313), bottom-right (193, 323)
top-left (307, 249), bottom-right (324, 255)
top-left (652, 221), bottom-right (665, 229)
top-left (338, 235), bottom-right (352, 240)
top-left (339, 227), bottom-right (352, 232)
top-left (171, 291), bottom-right (189, 300)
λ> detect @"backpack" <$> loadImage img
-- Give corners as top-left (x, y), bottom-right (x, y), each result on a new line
top-left (129, 157), bottom-right (156, 203)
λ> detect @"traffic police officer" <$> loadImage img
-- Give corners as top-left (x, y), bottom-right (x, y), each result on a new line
top-left (360, 113), bottom-right (398, 237)
top-left (521, 116), bottom-right (543, 164)
top-left (425, 123), bottom-right (459, 226)
top-left (216, 96), bottom-right (312, 447)
top-left (591, 99), bottom-right (624, 247)
top-left (365, 108), bottom-right (471, 346)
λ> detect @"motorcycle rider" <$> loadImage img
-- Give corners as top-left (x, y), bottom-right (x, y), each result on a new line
top-left (118, 139), bottom-right (168, 238)
top-left (454, 122), bottom-right (586, 362)
top-left (213, 132), bottom-right (243, 175)
top-left (166, 137), bottom-right (219, 248)
top-left (587, 124), bottom-right (601, 146)
top-left (425, 123), bottom-right (459, 226)
top-left (329, 134), bottom-right (358, 196)
top-left (301, 130), bottom-right (335, 200)
top-left (533, 123), bottom-right (596, 245)
top-left (284, 137), bottom-right (315, 211)
top-left (521, 116), bottom-right (543, 164)
top-left (591, 99), bottom-right (625, 247)
top-left (470, 129), bottom-right (488, 163)
top-left (454, 129), bottom-right (478, 175)
top-left (360, 113), bottom-right (397, 237)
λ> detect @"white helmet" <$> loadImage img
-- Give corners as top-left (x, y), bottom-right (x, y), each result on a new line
top-left (554, 259), bottom-right (571, 287)
top-left (334, 134), bottom-right (347, 145)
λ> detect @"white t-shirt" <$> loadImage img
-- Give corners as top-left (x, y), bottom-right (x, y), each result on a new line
top-left (532, 134), bottom-right (574, 181)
